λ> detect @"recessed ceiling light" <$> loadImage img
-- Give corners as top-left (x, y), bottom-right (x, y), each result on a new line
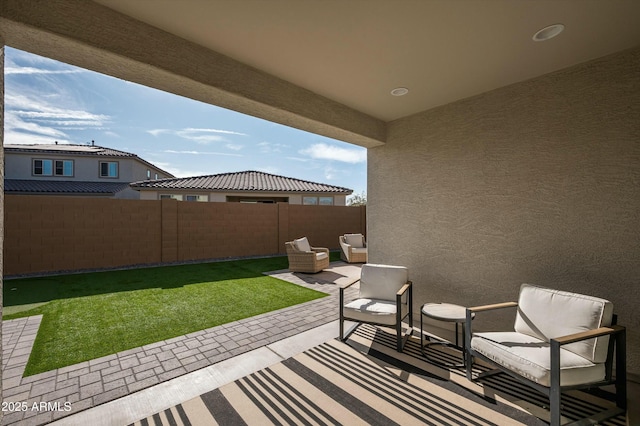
top-left (390, 87), bottom-right (409, 96)
top-left (532, 24), bottom-right (565, 42)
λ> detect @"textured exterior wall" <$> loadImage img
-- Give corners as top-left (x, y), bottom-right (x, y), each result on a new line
top-left (3, 196), bottom-right (365, 276)
top-left (134, 191), bottom-right (347, 205)
top-left (4, 152), bottom-right (170, 182)
top-left (369, 47), bottom-right (640, 375)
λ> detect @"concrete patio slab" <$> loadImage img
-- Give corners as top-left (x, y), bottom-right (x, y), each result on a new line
top-left (48, 320), bottom-right (358, 426)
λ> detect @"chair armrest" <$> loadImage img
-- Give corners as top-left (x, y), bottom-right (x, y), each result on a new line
top-left (396, 281), bottom-right (412, 307)
top-left (468, 301), bottom-right (518, 313)
top-left (340, 278), bottom-right (360, 290)
top-left (396, 281), bottom-right (412, 296)
top-left (311, 246), bottom-right (329, 254)
top-left (551, 325), bottom-right (625, 346)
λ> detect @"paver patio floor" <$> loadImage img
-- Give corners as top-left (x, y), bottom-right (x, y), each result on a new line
top-left (1, 261), bottom-right (361, 426)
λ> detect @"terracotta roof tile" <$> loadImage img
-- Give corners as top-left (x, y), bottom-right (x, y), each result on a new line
top-left (130, 171), bottom-right (352, 193)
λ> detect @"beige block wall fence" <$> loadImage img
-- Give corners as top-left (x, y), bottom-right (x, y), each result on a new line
top-left (3, 195), bottom-right (366, 276)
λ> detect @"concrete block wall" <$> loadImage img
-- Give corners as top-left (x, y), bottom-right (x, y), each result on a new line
top-left (3, 196), bottom-right (366, 275)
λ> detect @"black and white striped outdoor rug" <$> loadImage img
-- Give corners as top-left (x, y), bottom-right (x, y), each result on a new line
top-left (130, 324), bottom-right (626, 426)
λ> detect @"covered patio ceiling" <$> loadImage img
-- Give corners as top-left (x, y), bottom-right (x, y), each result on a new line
top-left (93, 0), bottom-right (640, 122)
top-left (1, 0), bottom-right (640, 147)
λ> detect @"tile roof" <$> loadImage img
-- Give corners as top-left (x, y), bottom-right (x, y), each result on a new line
top-left (4, 179), bottom-right (132, 195)
top-left (5, 143), bottom-right (136, 157)
top-left (4, 144), bottom-right (175, 177)
top-left (130, 170), bottom-right (352, 194)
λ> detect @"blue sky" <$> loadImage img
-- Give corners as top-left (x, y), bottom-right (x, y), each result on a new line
top-left (4, 47), bottom-right (367, 196)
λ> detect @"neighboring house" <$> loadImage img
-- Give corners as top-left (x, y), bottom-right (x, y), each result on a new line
top-left (4, 143), bottom-right (174, 199)
top-left (130, 170), bottom-right (352, 205)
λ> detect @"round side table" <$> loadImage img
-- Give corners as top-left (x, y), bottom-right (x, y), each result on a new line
top-left (420, 303), bottom-right (474, 368)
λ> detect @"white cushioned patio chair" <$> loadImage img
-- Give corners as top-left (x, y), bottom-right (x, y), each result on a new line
top-left (339, 233), bottom-right (368, 263)
top-left (465, 284), bottom-right (626, 426)
top-left (340, 264), bottom-right (413, 352)
top-left (285, 237), bottom-right (330, 273)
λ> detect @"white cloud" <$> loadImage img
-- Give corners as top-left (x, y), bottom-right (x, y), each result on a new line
top-left (5, 93), bottom-right (110, 131)
top-left (182, 128), bottom-right (248, 136)
top-left (4, 112), bottom-right (67, 138)
top-left (163, 150), bottom-right (243, 157)
top-left (226, 144), bottom-right (244, 151)
top-left (324, 165), bottom-right (338, 180)
top-left (285, 156), bottom-right (309, 162)
top-left (257, 141), bottom-right (289, 153)
top-left (5, 67), bottom-right (84, 75)
top-left (299, 143), bottom-right (366, 164)
top-left (147, 129), bottom-right (169, 137)
top-left (148, 128), bottom-right (248, 145)
top-left (104, 131), bottom-right (120, 138)
top-left (176, 131), bottom-right (226, 144)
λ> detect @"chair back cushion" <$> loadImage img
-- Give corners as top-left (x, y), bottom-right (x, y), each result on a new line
top-left (359, 264), bottom-right (408, 301)
top-left (514, 284), bottom-right (613, 363)
top-left (344, 233), bottom-right (365, 248)
top-left (294, 237), bottom-right (311, 252)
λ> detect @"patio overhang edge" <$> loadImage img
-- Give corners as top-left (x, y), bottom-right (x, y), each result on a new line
top-left (0, 0), bottom-right (386, 149)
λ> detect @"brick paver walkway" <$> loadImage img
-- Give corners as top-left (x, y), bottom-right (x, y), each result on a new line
top-left (1, 263), bottom-right (360, 425)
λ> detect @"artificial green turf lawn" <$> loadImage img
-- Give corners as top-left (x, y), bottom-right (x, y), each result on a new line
top-left (3, 255), bottom-right (335, 376)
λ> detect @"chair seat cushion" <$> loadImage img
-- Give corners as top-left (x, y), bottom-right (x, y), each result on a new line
top-left (471, 332), bottom-right (605, 387)
top-left (352, 248), bottom-right (368, 254)
top-left (316, 252), bottom-right (328, 260)
top-left (343, 298), bottom-right (407, 326)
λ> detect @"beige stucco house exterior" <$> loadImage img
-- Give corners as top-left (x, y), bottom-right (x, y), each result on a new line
top-left (4, 143), bottom-right (174, 198)
top-left (130, 170), bottom-right (351, 205)
top-left (1, 0), bottom-right (639, 401)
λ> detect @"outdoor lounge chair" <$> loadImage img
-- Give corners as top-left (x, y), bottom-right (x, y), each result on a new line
top-left (465, 284), bottom-right (626, 426)
top-left (285, 237), bottom-right (330, 273)
top-left (339, 233), bottom-right (368, 263)
top-left (340, 263), bottom-right (413, 352)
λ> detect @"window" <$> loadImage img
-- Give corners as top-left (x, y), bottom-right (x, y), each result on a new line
top-left (303, 196), bottom-right (318, 205)
top-left (55, 160), bottom-right (73, 176)
top-left (319, 197), bottom-right (334, 206)
top-left (146, 169), bottom-right (151, 179)
top-left (33, 159), bottom-right (53, 176)
top-left (160, 194), bottom-right (183, 200)
top-left (154, 173), bottom-right (158, 180)
top-left (100, 161), bottom-right (118, 178)
top-left (185, 195), bottom-right (208, 202)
